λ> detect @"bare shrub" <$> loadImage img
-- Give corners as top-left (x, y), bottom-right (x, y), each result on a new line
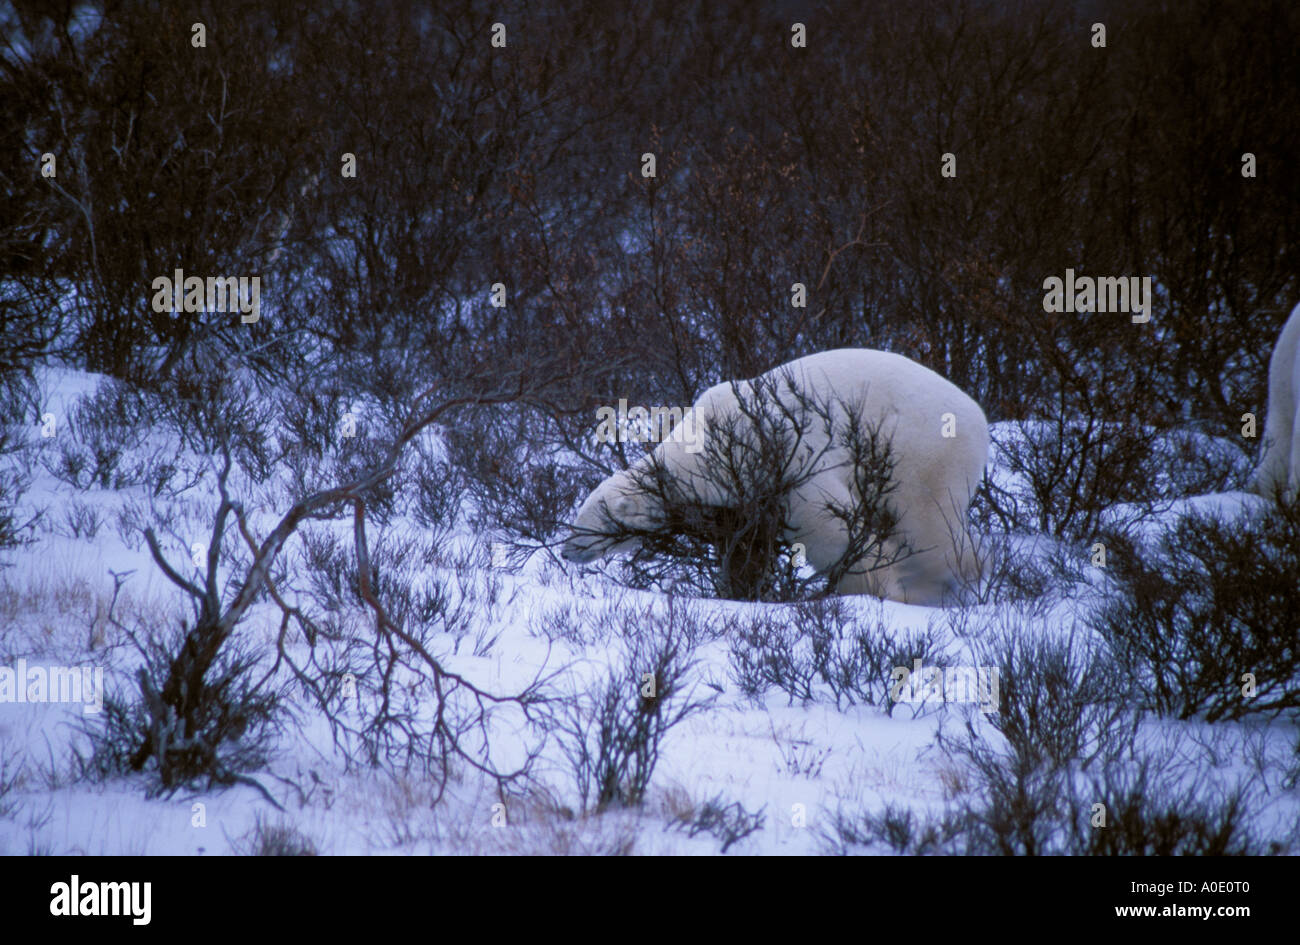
top-left (0, 740), bottom-right (26, 821)
top-left (43, 379), bottom-right (147, 491)
top-left (982, 414), bottom-right (1166, 540)
top-left (551, 600), bottom-right (717, 812)
top-left (1286, 728), bottom-right (1300, 792)
top-left (950, 505), bottom-right (1063, 609)
top-left (0, 397), bottom-right (39, 559)
top-left (970, 617), bottom-right (1135, 771)
top-left (824, 729), bottom-right (1281, 855)
top-left (530, 593), bottom-right (736, 653)
top-left (405, 438), bottom-right (462, 537)
top-left (1078, 758), bottom-right (1275, 856)
top-left (449, 404), bottom-right (591, 550)
top-left (1090, 492), bottom-right (1300, 722)
top-left (85, 360), bottom-right (568, 804)
top-left (274, 378), bottom-right (353, 466)
top-left (818, 801), bottom-right (965, 856)
top-left (819, 607), bottom-right (1284, 855)
top-left (1152, 427), bottom-right (1255, 497)
top-left (571, 370), bottom-right (911, 603)
top-left (727, 608), bottom-right (818, 705)
top-left (728, 597), bottom-right (949, 714)
top-left (47, 371), bottom-right (268, 498)
top-left (769, 722), bottom-right (832, 779)
top-left (667, 793), bottom-right (765, 853)
top-left (60, 500), bottom-right (104, 540)
top-left (529, 599), bottom-right (630, 651)
top-left (89, 606), bottom-right (286, 802)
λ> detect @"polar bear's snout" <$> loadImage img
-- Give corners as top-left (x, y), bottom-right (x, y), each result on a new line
top-left (561, 527), bottom-right (641, 563)
top-left (562, 471), bottom-right (652, 564)
top-left (560, 535), bottom-right (603, 563)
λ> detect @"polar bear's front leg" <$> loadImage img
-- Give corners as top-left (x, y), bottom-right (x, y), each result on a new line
top-left (782, 476), bottom-right (908, 600)
top-left (782, 478), bottom-right (854, 576)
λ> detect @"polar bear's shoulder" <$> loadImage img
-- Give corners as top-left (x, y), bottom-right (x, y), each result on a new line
top-left (688, 348), bottom-right (976, 418)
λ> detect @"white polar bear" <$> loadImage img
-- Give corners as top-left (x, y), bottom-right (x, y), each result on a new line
top-left (561, 348), bottom-right (990, 606)
top-left (1253, 301), bottom-right (1300, 502)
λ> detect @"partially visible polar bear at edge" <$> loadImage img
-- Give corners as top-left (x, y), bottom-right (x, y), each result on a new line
top-left (1253, 301), bottom-right (1300, 502)
top-left (561, 348), bottom-right (990, 606)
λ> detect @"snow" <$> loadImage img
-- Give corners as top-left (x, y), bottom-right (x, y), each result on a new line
top-left (1, 366), bottom-right (1295, 856)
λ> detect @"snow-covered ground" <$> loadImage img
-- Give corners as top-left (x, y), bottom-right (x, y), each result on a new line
top-left (1, 366), bottom-right (1296, 855)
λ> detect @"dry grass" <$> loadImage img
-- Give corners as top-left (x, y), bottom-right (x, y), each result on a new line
top-left (0, 563), bottom-right (174, 664)
top-left (0, 569), bottom-right (109, 662)
top-left (361, 773), bottom-right (688, 855)
top-left (232, 814), bottom-right (319, 855)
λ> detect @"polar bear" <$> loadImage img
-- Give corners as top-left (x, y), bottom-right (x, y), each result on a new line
top-left (1253, 301), bottom-right (1300, 502)
top-left (561, 348), bottom-right (990, 606)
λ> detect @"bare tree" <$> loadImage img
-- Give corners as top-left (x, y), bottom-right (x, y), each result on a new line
top-left (111, 359), bottom-right (572, 802)
top-left (568, 369), bottom-right (912, 602)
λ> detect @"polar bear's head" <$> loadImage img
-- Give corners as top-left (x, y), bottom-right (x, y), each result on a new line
top-left (561, 469), bottom-right (662, 563)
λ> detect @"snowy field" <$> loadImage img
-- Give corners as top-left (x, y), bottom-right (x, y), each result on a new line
top-left (1, 364), bottom-right (1297, 856)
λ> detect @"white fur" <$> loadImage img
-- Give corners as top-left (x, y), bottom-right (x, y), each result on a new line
top-left (563, 349), bottom-right (990, 606)
top-left (1254, 302), bottom-right (1300, 502)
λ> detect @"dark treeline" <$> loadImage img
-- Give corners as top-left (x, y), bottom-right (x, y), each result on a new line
top-left (3, 0), bottom-right (1298, 474)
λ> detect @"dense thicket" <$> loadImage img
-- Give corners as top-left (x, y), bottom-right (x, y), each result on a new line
top-left (3, 0), bottom-right (1297, 499)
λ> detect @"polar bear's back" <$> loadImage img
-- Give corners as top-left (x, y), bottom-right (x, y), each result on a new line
top-left (789, 348), bottom-right (989, 496)
top-left (677, 348), bottom-right (989, 504)
top-left (695, 348), bottom-right (980, 416)
top-left (776, 348), bottom-right (981, 421)
top-left (764, 348), bottom-right (987, 466)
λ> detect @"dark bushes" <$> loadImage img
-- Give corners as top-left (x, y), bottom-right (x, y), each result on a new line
top-left (1090, 494), bottom-right (1300, 722)
top-left (92, 615), bottom-right (285, 799)
top-left (552, 600), bottom-right (716, 811)
top-left (728, 596), bottom-right (948, 713)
